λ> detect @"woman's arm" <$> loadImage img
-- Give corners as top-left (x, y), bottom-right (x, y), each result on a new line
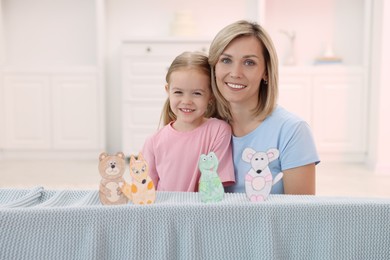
top-left (282, 163), bottom-right (316, 195)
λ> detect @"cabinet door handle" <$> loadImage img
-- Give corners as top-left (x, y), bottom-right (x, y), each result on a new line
top-left (146, 47), bottom-right (152, 53)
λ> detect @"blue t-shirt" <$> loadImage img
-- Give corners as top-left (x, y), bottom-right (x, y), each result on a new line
top-left (225, 106), bottom-right (320, 194)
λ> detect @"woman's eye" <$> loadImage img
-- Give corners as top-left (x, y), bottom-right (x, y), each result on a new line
top-left (220, 57), bottom-right (231, 64)
top-left (244, 60), bottom-right (255, 66)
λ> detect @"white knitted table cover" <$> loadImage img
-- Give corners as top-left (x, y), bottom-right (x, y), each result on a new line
top-left (0, 187), bottom-right (389, 260)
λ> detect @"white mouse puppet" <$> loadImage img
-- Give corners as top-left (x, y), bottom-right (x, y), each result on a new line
top-left (242, 147), bottom-right (283, 202)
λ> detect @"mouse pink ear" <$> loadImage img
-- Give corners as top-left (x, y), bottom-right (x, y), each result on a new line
top-left (266, 148), bottom-right (279, 162)
top-left (267, 151), bottom-right (275, 159)
top-left (242, 147), bottom-right (256, 162)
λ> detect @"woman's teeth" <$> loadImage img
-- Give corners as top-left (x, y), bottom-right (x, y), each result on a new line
top-left (227, 83), bottom-right (246, 89)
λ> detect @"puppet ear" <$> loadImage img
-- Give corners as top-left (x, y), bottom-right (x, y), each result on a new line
top-left (129, 155), bottom-right (135, 165)
top-left (137, 153), bottom-right (144, 161)
top-left (242, 147), bottom-right (256, 162)
top-left (267, 148), bottom-right (280, 162)
top-left (99, 152), bottom-right (108, 161)
top-left (116, 152), bottom-right (125, 159)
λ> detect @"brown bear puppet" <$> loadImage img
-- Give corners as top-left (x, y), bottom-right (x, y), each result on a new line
top-left (98, 152), bottom-right (128, 205)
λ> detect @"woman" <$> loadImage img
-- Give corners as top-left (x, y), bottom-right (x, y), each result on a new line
top-left (208, 20), bottom-right (320, 195)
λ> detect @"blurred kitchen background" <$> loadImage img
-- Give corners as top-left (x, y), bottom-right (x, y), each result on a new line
top-left (0, 0), bottom-right (389, 196)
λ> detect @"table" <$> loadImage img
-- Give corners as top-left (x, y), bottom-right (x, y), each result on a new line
top-left (1, 187), bottom-right (389, 259)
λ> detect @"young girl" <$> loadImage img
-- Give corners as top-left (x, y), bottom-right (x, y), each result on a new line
top-left (142, 51), bottom-right (235, 191)
top-left (208, 20), bottom-right (320, 195)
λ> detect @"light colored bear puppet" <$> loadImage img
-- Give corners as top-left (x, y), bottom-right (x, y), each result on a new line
top-left (242, 147), bottom-right (283, 202)
top-left (198, 151), bottom-right (224, 203)
top-left (98, 152), bottom-right (128, 205)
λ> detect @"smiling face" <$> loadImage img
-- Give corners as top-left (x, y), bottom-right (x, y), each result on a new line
top-left (167, 68), bottom-right (212, 131)
top-left (215, 35), bottom-right (267, 109)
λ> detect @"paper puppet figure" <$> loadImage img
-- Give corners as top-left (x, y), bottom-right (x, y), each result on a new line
top-left (98, 152), bottom-right (128, 205)
top-left (242, 148), bottom-right (283, 202)
top-left (198, 152), bottom-right (224, 203)
top-left (124, 153), bottom-right (156, 205)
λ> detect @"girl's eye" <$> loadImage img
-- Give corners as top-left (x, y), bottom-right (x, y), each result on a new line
top-left (173, 91), bottom-right (182, 95)
top-left (244, 60), bottom-right (255, 66)
top-left (193, 91), bottom-right (202, 96)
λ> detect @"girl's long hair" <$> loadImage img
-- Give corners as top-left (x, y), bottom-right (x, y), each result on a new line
top-left (159, 51), bottom-right (216, 127)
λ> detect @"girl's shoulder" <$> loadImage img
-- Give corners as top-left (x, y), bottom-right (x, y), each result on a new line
top-left (207, 117), bottom-right (230, 126)
top-left (146, 123), bottom-right (172, 140)
top-left (206, 117), bottom-right (231, 131)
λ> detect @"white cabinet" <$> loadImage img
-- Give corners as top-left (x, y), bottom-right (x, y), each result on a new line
top-left (52, 74), bottom-right (99, 149)
top-left (121, 40), bottom-right (210, 155)
top-left (2, 71), bottom-right (101, 152)
top-left (0, 0), bottom-right (105, 158)
top-left (278, 67), bottom-right (367, 161)
top-left (312, 72), bottom-right (366, 155)
top-left (278, 73), bottom-right (312, 123)
top-left (3, 74), bottom-right (51, 149)
top-left (260, 0), bottom-right (371, 162)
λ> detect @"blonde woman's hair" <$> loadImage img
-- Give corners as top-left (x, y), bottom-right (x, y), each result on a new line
top-left (160, 51), bottom-right (215, 127)
top-left (208, 20), bottom-right (279, 122)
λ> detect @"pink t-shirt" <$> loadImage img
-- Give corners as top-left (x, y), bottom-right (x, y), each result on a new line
top-left (141, 118), bottom-right (235, 192)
